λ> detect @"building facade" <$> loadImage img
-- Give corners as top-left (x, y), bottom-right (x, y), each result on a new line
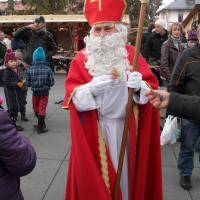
top-left (157, 0), bottom-right (196, 26)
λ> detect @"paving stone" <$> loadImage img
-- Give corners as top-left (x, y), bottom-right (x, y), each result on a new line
top-left (44, 161), bottom-right (68, 200)
top-left (162, 166), bottom-right (191, 200)
top-left (21, 159), bottom-right (62, 200)
top-left (162, 145), bottom-right (177, 167)
top-left (29, 130), bottom-right (68, 160)
top-left (190, 167), bottom-right (200, 200)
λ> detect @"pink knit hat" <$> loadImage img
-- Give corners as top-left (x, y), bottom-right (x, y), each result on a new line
top-left (0, 95), bottom-right (3, 105)
top-left (4, 49), bottom-right (16, 65)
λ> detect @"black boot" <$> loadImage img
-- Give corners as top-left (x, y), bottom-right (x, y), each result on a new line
top-left (33, 112), bottom-right (47, 130)
top-left (10, 114), bottom-right (24, 132)
top-left (35, 112), bottom-right (39, 118)
top-left (195, 139), bottom-right (200, 152)
top-left (20, 106), bottom-right (29, 121)
top-left (33, 112), bottom-right (39, 129)
top-left (180, 176), bottom-right (192, 190)
top-left (37, 115), bottom-right (48, 134)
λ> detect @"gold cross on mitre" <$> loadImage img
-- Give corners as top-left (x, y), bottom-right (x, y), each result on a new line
top-left (90, 0), bottom-right (102, 11)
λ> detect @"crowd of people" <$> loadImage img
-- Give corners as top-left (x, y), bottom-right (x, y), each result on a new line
top-left (0, 0), bottom-right (200, 199)
top-left (0, 15), bottom-right (57, 199)
top-left (0, 15), bottom-right (57, 132)
top-left (141, 17), bottom-right (200, 191)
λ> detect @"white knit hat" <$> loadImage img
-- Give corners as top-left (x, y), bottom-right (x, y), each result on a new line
top-left (155, 19), bottom-right (167, 30)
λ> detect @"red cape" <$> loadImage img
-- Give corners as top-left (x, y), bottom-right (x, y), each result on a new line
top-left (64, 45), bottom-right (163, 200)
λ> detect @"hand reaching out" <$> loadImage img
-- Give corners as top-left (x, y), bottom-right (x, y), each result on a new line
top-left (146, 90), bottom-right (170, 109)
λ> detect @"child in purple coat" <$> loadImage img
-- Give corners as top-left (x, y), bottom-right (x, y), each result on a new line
top-left (0, 95), bottom-right (37, 200)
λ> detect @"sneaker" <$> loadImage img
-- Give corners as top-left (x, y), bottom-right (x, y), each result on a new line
top-left (180, 176), bottom-right (192, 190)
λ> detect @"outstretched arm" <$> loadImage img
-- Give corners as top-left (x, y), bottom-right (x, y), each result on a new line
top-left (146, 90), bottom-right (200, 121)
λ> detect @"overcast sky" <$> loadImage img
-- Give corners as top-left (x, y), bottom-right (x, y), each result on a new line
top-left (160, 0), bottom-right (174, 9)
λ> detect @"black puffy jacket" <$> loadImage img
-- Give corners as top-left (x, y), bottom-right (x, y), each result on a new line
top-left (14, 27), bottom-right (57, 65)
top-left (143, 30), bottom-right (168, 62)
top-left (168, 92), bottom-right (200, 122)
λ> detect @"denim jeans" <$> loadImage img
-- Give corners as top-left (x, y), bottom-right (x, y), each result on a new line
top-left (178, 119), bottom-right (200, 176)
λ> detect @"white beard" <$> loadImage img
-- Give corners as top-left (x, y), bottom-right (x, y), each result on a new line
top-left (84, 29), bottom-right (130, 80)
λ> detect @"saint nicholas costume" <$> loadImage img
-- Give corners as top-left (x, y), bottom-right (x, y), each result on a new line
top-left (63, 0), bottom-right (163, 199)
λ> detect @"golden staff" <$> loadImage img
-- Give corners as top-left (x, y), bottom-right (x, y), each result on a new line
top-left (114, 1), bottom-right (148, 199)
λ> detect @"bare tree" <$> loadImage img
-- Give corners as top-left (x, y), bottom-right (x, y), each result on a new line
top-left (147, 0), bottom-right (163, 21)
top-left (126, 0), bottom-right (163, 27)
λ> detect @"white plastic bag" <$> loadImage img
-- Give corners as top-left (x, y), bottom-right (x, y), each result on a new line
top-left (160, 115), bottom-right (180, 146)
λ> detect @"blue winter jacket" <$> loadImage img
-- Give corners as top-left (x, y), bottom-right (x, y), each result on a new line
top-left (26, 61), bottom-right (54, 96)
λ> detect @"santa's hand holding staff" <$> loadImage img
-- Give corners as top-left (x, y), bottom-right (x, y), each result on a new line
top-left (63, 0), bottom-right (162, 200)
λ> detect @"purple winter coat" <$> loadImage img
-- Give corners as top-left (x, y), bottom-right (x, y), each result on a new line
top-left (0, 108), bottom-right (37, 200)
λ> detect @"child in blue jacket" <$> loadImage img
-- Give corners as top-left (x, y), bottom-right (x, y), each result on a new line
top-left (26, 47), bottom-right (54, 133)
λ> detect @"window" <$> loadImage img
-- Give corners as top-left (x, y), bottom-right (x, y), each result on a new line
top-left (178, 13), bottom-right (183, 22)
top-left (187, 0), bottom-right (194, 6)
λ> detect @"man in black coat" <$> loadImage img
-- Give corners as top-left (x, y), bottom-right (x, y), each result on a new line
top-left (141, 22), bottom-right (155, 57)
top-left (14, 16), bottom-right (57, 72)
top-left (168, 33), bottom-right (200, 190)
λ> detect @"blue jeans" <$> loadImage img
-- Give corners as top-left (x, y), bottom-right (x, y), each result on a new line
top-left (178, 119), bottom-right (200, 176)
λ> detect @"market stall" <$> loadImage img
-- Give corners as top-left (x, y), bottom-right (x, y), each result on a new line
top-left (0, 14), bottom-right (129, 73)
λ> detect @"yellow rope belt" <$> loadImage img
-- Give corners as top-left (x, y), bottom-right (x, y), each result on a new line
top-left (98, 122), bottom-right (110, 193)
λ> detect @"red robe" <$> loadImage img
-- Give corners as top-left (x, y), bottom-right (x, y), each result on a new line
top-left (63, 45), bottom-right (163, 200)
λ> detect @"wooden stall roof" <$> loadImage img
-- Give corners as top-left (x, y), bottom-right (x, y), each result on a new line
top-left (182, 4), bottom-right (200, 28)
top-left (0, 14), bottom-right (130, 24)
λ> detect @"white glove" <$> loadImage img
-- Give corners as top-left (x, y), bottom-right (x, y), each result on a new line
top-left (126, 71), bottom-right (142, 91)
top-left (89, 75), bottom-right (120, 96)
